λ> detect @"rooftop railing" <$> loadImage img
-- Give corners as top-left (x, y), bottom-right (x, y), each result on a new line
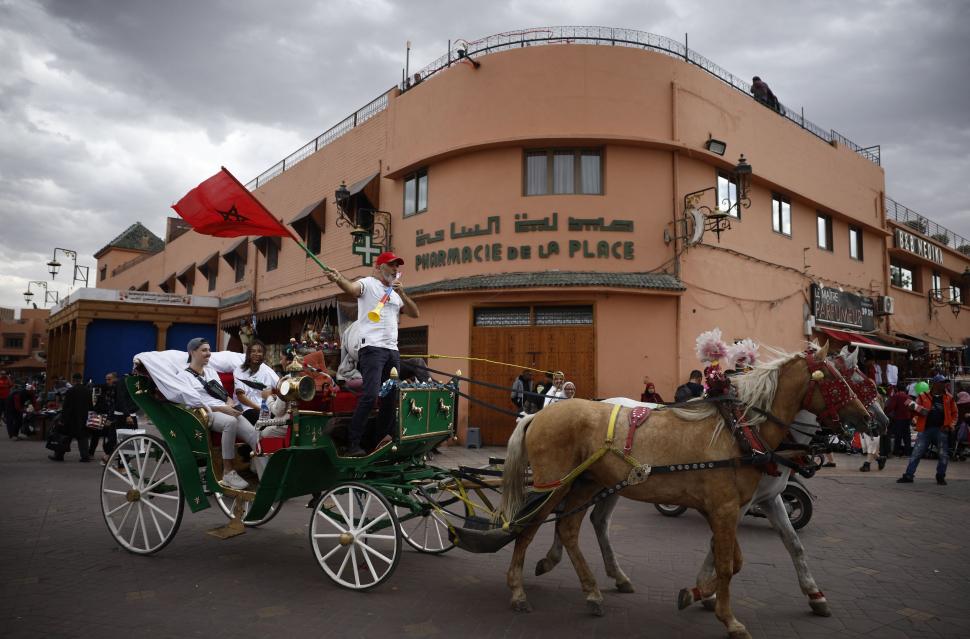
top-left (885, 196), bottom-right (970, 255)
top-left (244, 25), bottom-right (880, 192)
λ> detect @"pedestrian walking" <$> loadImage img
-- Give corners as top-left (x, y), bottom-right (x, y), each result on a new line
top-left (885, 385), bottom-right (915, 456)
top-left (89, 372), bottom-right (139, 463)
top-left (640, 377), bottom-right (664, 403)
top-left (49, 373), bottom-right (92, 462)
top-left (897, 374), bottom-right (957, 485)
top-left (511, 370), bottom-right (533, 413)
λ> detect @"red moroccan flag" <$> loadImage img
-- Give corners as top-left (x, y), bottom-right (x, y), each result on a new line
top-left (172, 167), bottom-right (291, 238)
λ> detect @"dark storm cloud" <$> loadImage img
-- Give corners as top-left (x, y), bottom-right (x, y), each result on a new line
top-left (1, 0), bottom-right (969, 309)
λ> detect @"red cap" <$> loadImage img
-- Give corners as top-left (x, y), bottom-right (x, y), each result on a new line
top-left (375, 251), bottom-right (404, 267)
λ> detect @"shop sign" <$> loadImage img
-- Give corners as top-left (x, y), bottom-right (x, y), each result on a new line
top-left (894, 228), bottom-right (943, 264)
top-left (414, 212), bottom-right (635, 271)
top-left (118, 290), bottom-right (192, 305)
top-left (811, 284), bottom-right (875, 331)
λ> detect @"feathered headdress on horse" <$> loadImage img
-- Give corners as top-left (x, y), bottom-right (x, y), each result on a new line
top-left (695, 329), bottom-right (760, 397)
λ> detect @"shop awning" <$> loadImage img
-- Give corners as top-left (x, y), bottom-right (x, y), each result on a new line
top-left (895, 332), bottom-right (965, 350)
top-left (816, 327), bottom-right (908, 354)
top-left (198, 252), bottom-right (218, 277)
top-left (290, 197), bottom-right (325, 224)
top-left (176, 263), bottom-right (195, 280)
top-left (221, 238), bottom-right (247, 261)
top-left (158, 273), bottom-right (176, 292)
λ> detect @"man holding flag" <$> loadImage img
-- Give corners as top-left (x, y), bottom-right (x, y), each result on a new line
top-left (172, 167), bottom-right (419, 457)
top-left (323, 253), bottom-right (420, 456)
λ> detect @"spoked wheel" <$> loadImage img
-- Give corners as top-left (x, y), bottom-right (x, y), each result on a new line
top-left (396, 482), bottom-right (459, 554)
top-left (100, 434), bottom-right (184, 555)
top-left (214, 492), bottom-right (282, 527)
top-left (309, 482), bottom-right (401, 590)
top-left (654, 503), bottom-right (688, 517)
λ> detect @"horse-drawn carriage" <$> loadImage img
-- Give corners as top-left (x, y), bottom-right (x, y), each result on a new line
top-left (99, 367), bottom-right (472, 590)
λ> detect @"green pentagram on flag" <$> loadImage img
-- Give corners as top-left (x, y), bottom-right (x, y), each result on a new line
top-left (215, 204), bottom-right (249, 223)
top-left (352, 233), bottom-right (382, 267)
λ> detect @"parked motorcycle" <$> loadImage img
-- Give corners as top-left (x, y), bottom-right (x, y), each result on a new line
top-left (654, 474), bottom-right (814, 530)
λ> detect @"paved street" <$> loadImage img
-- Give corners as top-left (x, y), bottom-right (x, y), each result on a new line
top-left (1, 432), bottom-right (968, 639)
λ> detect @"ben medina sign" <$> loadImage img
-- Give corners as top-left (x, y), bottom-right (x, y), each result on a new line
top-left (413, 212), bottom-right (635, 271)
top-left (894, 228), bottom-right (943, 264)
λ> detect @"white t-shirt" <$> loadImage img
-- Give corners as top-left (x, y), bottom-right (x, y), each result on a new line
top-left (234, 364), bottom-right (280, 408)
top-left (543, 385), bottom-right (567, 408)
top-left (174, 365), bottom-right (230, 409)
top-left (885, 363), bottom-right (899, 386)
top-left (357, 276), bottom-right (403, 351)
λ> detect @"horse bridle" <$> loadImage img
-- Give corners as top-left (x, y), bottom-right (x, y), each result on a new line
top-left (832, 356), bottom-right (878, 409)
top-left (800, 351), bottom-right (859, 431)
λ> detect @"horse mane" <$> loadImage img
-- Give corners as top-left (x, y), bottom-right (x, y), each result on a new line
top-left (665, 347), bottom-right (801, 444)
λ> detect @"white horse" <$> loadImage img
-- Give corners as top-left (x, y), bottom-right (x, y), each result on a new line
top-left (535, 346), bottom-right (888, 617)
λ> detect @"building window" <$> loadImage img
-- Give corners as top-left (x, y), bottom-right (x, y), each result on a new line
top-left (950, 282), bottom-right (963, 305)
top-left (474, 305), bottom-right (594, 327)
top-left (185, 280), bottom-right (193, 295)
top-left (234, 253), bottom-right (247, 283)
top-left (474, 307), bottom-right (531, 327)
top-left (255, 237), bottom-right (281, 272)
top-left (524, 149), bottom-right (602, 196)
top-left (304, 219), bottom-right (322, 255)
top-left (717, 172), bottom-right (739, 218)
top-left (816, 213), bottom-right (833, 251)
top-left (849, 225), bottom-right (863, 261)
top-left (890, 260), bottom-right (915, 291)
top-left (4, 337), bottom-right (24, 349)
top-left (404, 169), bottom-right (428, 217)
top-left (207, 269), bottom-right (217, 292)
top-left (31, 335), bottom-right (40, 348)
top-left (931, 271), bottom-right (942, 299)
top-left (771, 194), bottom-right (791, 236)
top-left (100, 265), bottom-right (107, 282)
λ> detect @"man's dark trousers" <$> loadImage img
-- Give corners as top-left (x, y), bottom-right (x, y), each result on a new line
top-left (349, 346), bottom-right (400, 449)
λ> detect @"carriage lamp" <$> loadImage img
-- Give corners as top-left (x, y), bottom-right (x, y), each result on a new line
top-left (927, 288), bottom-right (962, 319)
top-left (47, 247), bottom-right (89, 287)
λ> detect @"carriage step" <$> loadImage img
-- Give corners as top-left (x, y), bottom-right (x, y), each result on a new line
top-left (488, 457), bottom-right (505, 466)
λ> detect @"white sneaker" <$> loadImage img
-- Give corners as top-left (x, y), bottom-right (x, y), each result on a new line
top-left (220, 470), bottom-right (249, 490)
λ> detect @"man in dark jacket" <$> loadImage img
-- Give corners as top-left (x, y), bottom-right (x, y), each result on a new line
top-left (89, 372), bottom-right (138, 461)
top-left (50, 373), bottom-right (92, 462)
top-left (674, 370), bottom-right (705, 403)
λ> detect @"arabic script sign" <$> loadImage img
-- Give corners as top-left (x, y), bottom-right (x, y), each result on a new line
top-left (414, 212), bottom-right (635, 271)
top-left (811, 284), bottom-right (875, 331)
top-left (118, 290), bottom-right (192, 305)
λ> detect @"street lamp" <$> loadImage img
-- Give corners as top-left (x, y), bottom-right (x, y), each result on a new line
top-left (23, 281), bottom-right (59, 306)
top-left (674, 154), bottom-right (754, 246)
top-left (47, 247), bottom-right (89, 287)
top-left (334, 180), bottom-right (393, 249)
top-left (927, 288), bottom-right (961, 319)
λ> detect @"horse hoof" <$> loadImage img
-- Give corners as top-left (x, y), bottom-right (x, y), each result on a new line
top-left (511, 599), bottom-right (532, 613)
top-left (728, 630), bottom-right (752, 639)
top-left (586, 599), bottom-right (605, 617)
top-left (701, 596), bottom-right (717, 611)
top-left (677, 588), bottom-right (693, 611)
top-left (809, 599), bottom-right (832, 617)
top-left (534, 558), bottom-right (553, 576)
top-left (615, 581), bottom-right (635, 594)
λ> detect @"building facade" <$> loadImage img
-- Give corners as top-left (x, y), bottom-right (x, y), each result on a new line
top-left (95, 29), bottom-right (969, 444)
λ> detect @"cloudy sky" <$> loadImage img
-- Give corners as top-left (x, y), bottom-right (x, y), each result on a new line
top-left (2, 0), bottom-right (969, 311)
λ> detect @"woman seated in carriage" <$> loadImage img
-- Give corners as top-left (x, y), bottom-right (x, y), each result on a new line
top-left (233, 339), bottom-right (280, 425)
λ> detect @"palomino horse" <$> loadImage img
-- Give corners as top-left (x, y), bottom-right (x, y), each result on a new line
top-left (499, 344), bottom-right (871, 639)
top-left (533, 345), bottom-right (890, 618)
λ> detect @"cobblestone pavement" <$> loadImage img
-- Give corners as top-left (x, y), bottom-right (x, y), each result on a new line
top-left (1, 433), bottom-right (968, 639)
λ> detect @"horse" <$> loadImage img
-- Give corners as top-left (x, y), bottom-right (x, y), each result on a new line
top-left (498, 343), bottom-right (871, 639)
top-left (532, 345), bottom-right (889, 619)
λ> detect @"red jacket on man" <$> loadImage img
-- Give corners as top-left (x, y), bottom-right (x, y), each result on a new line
top-left (913, 392), bottom-right (958, 432)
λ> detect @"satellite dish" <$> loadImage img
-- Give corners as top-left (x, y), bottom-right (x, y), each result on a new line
top-left (686, 208), bottom-right (706, 246)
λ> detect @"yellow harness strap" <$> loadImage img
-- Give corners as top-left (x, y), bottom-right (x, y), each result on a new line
top-left (532, 404), bottom-right (623, 492)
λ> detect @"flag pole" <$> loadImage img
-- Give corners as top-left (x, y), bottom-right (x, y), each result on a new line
top-left (221, 167), bottom-right (339, 277)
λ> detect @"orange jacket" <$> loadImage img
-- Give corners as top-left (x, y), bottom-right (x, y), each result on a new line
top-left (913, 392), bottom-right (958, 432)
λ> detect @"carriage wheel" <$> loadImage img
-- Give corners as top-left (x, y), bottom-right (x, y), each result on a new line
top-left (214, 492), bottom-right (282, 527)
top-left (100, 434), bottom-right (184, 555)
top-left (396, 482), bottom-right (459, 554)
top-left (309, 482), bottom-right (401, 590)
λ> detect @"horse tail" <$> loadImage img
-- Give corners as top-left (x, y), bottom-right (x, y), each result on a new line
top-left (499, 411), bottom-right (537, 523)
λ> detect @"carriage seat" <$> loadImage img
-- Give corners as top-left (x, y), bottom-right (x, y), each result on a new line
top-left (211, 371), bottom-right (290, 453)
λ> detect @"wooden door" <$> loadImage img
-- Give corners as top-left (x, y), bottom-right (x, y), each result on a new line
top-left (469, 325), bottom-right (595, 445)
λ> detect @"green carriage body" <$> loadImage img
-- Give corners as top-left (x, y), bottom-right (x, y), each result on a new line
top-left (124, 376), bottom-right (458, 522)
